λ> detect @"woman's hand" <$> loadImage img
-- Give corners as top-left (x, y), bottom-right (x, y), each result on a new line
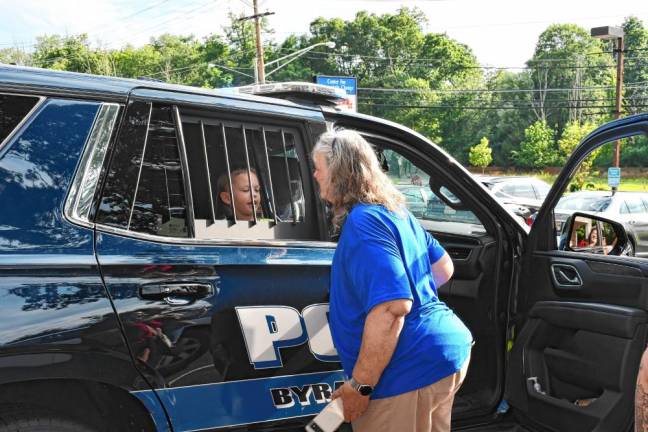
top-left (331, 382), bottom-right (370, 422)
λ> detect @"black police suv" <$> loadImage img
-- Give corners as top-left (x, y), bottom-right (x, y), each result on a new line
top-left (0, 65), bottom-right (646, 432)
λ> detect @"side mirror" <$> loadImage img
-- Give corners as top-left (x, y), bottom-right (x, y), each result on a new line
top-left (559, 212), bottom-right (629, 256)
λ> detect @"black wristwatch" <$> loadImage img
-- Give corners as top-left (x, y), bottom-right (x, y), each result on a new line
top-left (349, 377), bottom-right (373, 396)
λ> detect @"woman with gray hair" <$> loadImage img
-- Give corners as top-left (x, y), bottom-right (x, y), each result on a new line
top-left (313, 130), bottom-right (472, 432)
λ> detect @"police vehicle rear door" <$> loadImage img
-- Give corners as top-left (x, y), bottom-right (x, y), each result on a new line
top-left (93, 88), bottom-right (343, 431)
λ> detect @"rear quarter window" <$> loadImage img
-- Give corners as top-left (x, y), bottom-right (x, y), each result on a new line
top-left (0, 94), bottom-right (41, 145)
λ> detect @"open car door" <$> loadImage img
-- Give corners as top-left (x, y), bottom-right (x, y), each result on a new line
top-left (505, 114), bottom-right (648, 431)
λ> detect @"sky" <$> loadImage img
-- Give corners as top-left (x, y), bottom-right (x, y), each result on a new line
top-left (1, 0), bottom-right (648, 68)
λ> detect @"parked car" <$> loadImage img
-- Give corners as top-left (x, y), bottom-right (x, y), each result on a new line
top-left (554, 190), bottom-right (648, 257)
top-left (477, 175), bottom-right (551, 223)
top-left (0, 65), bottom-right (646, 432)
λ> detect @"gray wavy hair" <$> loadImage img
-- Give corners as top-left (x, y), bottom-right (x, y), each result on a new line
top-left (313, 129), bottom-right (404, 231)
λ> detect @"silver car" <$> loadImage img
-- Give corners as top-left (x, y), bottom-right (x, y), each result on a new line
top-left (555, 190), bottom-right (648, 257)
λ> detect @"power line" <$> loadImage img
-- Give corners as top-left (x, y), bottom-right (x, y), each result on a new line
top-left (358, 102), bottom-right (648, 110)
top-left (358, 81), bottom-right (648, 94)
top-left (104, 0), bottom-right (221, 49)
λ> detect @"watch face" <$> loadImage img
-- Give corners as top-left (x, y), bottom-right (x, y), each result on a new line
top-left (358, 385), bottom-right (373, 396)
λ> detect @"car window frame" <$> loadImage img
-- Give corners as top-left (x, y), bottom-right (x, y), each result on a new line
top-left (178, 109), bottom-right (316, 241)
top-left (353, 131), bottom-right (491, 238)
top-left (86, 96), bottom-right (332, 248)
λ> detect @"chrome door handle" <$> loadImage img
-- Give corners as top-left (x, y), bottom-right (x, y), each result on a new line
top-left (557, 269), bottom-right (579, 284)
top-left (551, 264), bottom-right (583, 288)
top-left (139, 282), bottom-right (214, 304)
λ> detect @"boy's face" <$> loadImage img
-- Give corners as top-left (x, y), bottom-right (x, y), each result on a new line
top-left (220, 171), bottom-right (261, 221)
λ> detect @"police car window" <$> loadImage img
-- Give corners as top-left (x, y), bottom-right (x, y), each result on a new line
top-left (379, 147), bottom-right (486, 236)
top-left (180, 110), bottom-right (314, 241)
top-left (0, 94), bottom-right (40, 145)
top-left (96, 101), bottom-right (190, 238)
top-left (128, 105), bottom-right (189, 237)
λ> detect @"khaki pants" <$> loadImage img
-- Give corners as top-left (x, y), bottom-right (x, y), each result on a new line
top-left (351, 359), bottom-right (470, 432)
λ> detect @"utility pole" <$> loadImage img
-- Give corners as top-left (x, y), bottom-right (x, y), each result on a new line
top-left (613, 36), bottom-right (625, 168)
top-left (238, 0), bottom-right (274, 84)
top-left (591, 26), bottom-right (625, 168)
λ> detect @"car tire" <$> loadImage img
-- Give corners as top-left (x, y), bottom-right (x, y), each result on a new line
top-left (0, 406), bottom-right (95, 432)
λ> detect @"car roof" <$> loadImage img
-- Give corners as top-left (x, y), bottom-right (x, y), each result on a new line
top-left (0, 64), bottom-right (318, 111)
top-left (559, 191), bottom-right (648, 206)
top-left (477, 175), bottom-right (545, 183)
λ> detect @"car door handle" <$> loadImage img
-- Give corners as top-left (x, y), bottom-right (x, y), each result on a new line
top-left (139, 282), bottom-right (214, 304)
top-left (551, 264), bottom-right (582, 288)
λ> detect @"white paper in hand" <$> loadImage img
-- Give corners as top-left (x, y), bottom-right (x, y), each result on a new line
top-left (305, 398), bottom-right (345, 432)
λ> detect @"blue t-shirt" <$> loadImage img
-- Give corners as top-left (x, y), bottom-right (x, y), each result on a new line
top-left (329, 203), bottom-right (473, 399)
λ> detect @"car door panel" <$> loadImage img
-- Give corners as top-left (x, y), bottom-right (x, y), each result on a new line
top-left (433, 232), bottom-right (497, 299)
top-left (506, 115), bottom-right (648, 432)
top-left (96, 231), bottom-right (343, 431)
top-left (541, 255), bottom-right (646, 304)
top-left (507, 300), bottom-right (646, 432)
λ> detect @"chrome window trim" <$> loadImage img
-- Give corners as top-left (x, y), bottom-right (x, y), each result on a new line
top-left (0, 93), bottom-right (46, 154)
top-left (64, 102), bottom-right (121, 228)
top-left (173, 105), bottom-right (196, 237)
top-left (94, 223), bottom-right (337, 249)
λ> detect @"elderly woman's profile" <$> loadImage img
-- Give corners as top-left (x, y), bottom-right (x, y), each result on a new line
top-left (311, 129), bottom-right (472, 432)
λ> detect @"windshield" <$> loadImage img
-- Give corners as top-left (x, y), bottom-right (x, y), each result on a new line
top-left (556, 195), bottom-right (611, 212)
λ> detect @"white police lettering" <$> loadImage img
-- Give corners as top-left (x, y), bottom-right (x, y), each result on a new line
top-left (302, 304), bottom-right (339, 361)
top-left (235, 306), bottom-right (308, 369)
top-left (236, 303), bottom-right (339, 369)
top-left (270, 381), bottom-right (345, 409)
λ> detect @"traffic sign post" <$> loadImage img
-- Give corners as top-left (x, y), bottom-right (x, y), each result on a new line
top-left (608, 167), bottom-right (621, 191)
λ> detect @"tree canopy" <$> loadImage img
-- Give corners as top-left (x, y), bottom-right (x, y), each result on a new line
top-left (7, 9), bottom-right (648, 169)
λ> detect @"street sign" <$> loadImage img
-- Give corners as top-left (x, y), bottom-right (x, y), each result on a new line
top-left (608, 167), bottom-right (621, 188)
top-left (314, 75), bottom-right (357, 111)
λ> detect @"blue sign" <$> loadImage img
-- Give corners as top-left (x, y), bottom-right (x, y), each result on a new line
top-left (315, 75), bottom-right (357, 111)
top-left (608, 167), bottom-right (621, 188)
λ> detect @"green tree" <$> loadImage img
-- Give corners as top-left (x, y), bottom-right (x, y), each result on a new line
top-left (32, 34), bottom-right (113, 75)
top-left (481, 70), bottom-right (536, 166)
top-left (304, 8), bottom-right (483, 159)
top-left (557, 121), bottom-right (599, 190)
top-left (512, 121), bottom-right (557, 169)
top-left (622, 17), bottom-right (648, 116)
top-left (469, 137), bottom-right (493, 173)
top-left (0, 47), bottom-right (32, 66)
top-left (528, 24), bottom-right (613, 134)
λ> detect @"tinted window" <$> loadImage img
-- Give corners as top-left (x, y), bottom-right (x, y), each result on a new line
top-left (0, 94), bottom-right (40, 144)
top-left (381, 148), bottom-right (485, 236)
top-left (96, 102), bottom-right (189, 238)
top-left (96, 100), bottom-right (151, 228)
top-left (129, 105), bottom-right (188, 237)
top-left (181, 110), bottom-right (314, 241)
